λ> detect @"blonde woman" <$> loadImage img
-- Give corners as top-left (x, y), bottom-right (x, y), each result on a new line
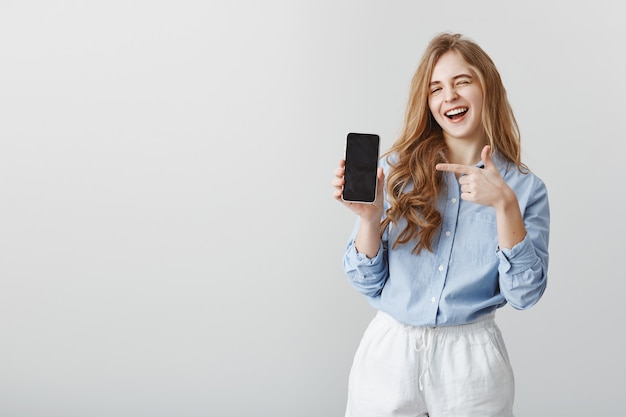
top-left (332, 32), bottom-right (550, 417)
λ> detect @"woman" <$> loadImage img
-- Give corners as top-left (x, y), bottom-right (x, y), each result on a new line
top-left (332, 32), bottom-right (550, 417)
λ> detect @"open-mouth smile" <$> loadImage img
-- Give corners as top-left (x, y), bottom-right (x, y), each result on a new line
top-left (445, 107), bottom-right (468, 119)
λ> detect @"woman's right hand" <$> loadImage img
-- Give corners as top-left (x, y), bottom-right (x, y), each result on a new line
top-left (332, 159), bottom-right (385, 223)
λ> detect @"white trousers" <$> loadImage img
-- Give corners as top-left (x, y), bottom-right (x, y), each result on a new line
top-left (345, 311), bottom-right (515, 417)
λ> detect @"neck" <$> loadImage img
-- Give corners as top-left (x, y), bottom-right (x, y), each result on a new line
top-left (444, 138), bottom-right (486, 166)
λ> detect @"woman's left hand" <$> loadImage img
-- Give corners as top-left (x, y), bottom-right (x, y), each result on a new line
top-left (435, 145), bottom-right (515, 210)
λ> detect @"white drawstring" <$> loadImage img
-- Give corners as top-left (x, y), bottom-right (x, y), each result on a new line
top-left (414, 327), bottom-right (434, 391)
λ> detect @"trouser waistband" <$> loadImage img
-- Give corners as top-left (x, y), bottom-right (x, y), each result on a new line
top-left (376, 310), bottom-right (496, 335)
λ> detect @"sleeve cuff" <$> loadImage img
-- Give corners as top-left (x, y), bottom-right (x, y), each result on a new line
top-left (347, 240), bottom-right (383, 263)
top-left (496, 234), bottom-right (536, 274)
top-left (344, 240), bottom-right (386, 282)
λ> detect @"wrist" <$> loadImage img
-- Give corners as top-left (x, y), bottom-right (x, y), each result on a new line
top-left (494, 187), bottom-right (518, 213)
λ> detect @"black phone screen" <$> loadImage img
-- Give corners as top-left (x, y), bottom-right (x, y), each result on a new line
top-left (342, 132), bottom-right (380, 203)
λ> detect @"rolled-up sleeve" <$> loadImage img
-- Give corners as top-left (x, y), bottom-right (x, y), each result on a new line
top-left (497, 177), bottom-right (550, 310)
top-left (342, 236), bottom-right (388, 298)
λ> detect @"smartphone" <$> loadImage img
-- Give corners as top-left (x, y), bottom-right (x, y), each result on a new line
top-left (342, 132), bottom-right (380, 204)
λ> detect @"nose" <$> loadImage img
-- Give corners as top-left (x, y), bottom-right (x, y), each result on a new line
top-left (444, 87), bottom-right (458, 102)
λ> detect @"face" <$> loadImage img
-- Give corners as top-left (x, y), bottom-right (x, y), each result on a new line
top-left (428, 51), bottom-right (485, 144)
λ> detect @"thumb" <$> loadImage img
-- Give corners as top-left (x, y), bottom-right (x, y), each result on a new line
top-left (481, 145), bottom-right (494, 169)
top-left (376, 167), bottom-right (385, 194)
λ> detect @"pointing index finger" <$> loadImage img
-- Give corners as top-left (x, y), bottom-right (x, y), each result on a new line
top-left (435, 163), bottom-right (475, 175)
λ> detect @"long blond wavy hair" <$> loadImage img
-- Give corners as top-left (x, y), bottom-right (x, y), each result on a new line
top-left (380, 32), bottom-right (527, 254)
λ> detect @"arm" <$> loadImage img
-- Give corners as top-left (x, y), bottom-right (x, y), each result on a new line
top-left (496, 177), bottom-right (550, 309)
top-left (333, 160), bottom-right (389, 296)
top-left (332, 160), bottom-right (385, 258)
top-left (342, 220), bottom-right (389, 297)
top-left (436, 146), bottom-right (550, 309)
top-left (493, 186), bottom-right (527, 250)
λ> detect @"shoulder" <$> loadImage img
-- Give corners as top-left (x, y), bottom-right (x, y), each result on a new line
top-left (380, 153), bottom-right (398, 173)
top-left (493, 153), bottom-right (543, 181)
top-left (494, 154), bottom-right (548, 201)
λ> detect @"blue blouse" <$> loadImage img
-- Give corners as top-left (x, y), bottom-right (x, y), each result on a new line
top-left (342, 153), bottom-right (550, 327)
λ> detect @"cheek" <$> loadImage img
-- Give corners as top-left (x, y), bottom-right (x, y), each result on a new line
top-left (469, 89), bottom-right (484, 109)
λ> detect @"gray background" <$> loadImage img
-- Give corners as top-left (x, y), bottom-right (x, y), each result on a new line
top-left (1, 1), bottom-right (623, 416)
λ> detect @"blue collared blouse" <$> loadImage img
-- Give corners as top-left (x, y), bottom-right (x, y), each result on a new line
top-left (342, 153), bottom-right (550, 327)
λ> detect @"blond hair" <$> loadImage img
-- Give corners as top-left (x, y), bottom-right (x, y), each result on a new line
top-left (381, 32), bottom-right (527, 254)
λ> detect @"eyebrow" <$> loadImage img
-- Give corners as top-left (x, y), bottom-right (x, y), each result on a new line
top-left (429, 73), bottom-right (473, 86)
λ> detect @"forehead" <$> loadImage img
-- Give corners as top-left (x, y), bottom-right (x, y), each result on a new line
top-left (430, 51), bottom-right (474, 82)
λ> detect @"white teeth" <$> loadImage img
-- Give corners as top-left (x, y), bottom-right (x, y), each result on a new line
top-left (445, 107), bottom-right (468, 116)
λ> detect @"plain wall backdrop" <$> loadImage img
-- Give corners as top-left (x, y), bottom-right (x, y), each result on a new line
top-left (1, 1), bottom-right (623, 416)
